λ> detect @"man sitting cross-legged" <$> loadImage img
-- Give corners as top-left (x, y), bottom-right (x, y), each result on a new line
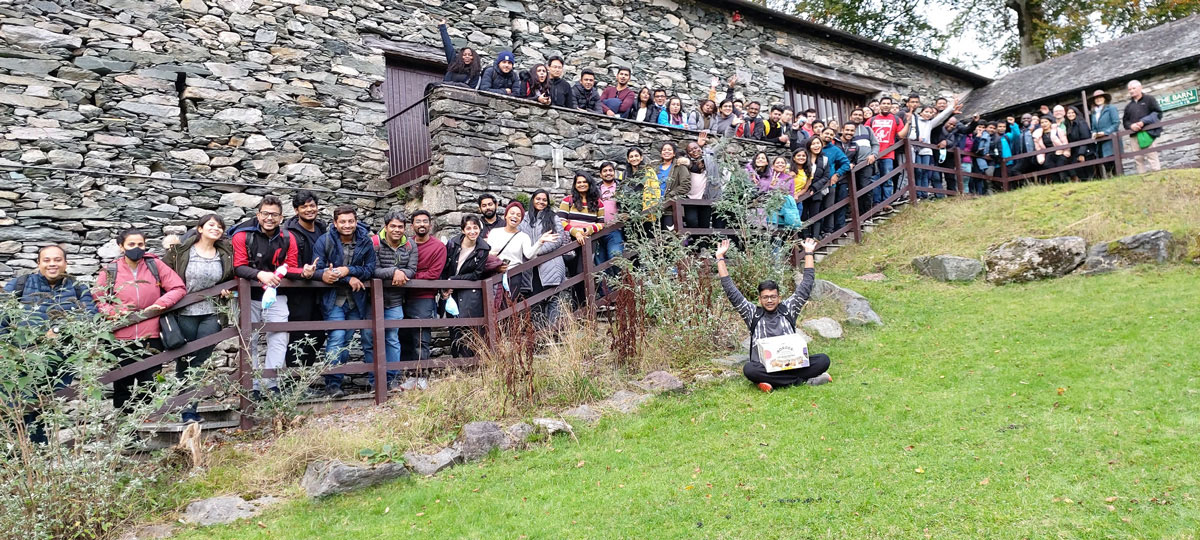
top-left (716, 237), bottom-right (832, 392)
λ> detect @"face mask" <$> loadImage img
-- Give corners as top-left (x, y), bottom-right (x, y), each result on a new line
top-left (124, 247), bottom-right (146, 261)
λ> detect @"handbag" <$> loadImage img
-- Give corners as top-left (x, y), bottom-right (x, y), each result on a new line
top-left (1136, 131), bottom-right (1154, 149)
top-left (108, 259), bottom-right (187, 350)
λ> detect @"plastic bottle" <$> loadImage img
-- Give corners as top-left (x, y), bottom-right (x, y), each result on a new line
top-left (261, 264), bottom-right (289, 309)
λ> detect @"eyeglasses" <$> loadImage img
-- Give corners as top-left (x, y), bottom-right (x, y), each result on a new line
top-left (759, 295), bottom-right (780, 301)
top-left (258, 211), bottom-right (282, 219)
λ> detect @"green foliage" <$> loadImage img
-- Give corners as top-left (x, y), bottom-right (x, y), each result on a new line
top-left (357, 443), bottom-right (401, 465)
top-left (769, 0), bottom-right (947, 57)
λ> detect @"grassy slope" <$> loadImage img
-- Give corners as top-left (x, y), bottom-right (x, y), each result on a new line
top-left (175, 174), bottom-right (1200, 539)
top-left (821, 170), bottom-right (1200, 275)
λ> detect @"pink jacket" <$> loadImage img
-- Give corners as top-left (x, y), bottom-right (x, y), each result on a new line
top-left (95, 254), bottom-right (187, 341)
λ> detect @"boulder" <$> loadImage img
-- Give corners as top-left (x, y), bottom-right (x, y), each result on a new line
top-left (561, 404), bottom-right (601, 424)
top-left (403, 447), bottom-right (462, 476)
top-left (911, 255), bottom-right (983, 282)
top-left (984, 236), bottom-right (1086, 284)
top-left (811, 280), bottom-right (883, 326)
top-left (599, 390), bottom-right (652, 414)
top-left (801, 317), bottom-right (843, 339)
top-left (457, 421), bottom-right (506, 460)
top-left (503, 422), bottom-right (535, 449)
top-left (532, 418), bottom-right (573, 436)
top-left (635, 370), bottom-right (684, 393)
top-left (181, 495), bottom-right (279, 525)
top-left (300, 459), bottom-right (410, 498)
top-left (1082, 230), bottom-right (1172, 274)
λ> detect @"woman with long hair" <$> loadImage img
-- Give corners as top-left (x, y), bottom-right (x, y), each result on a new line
top-left (627, 87), bottom-right (654, 122)
top-left (441, 214), bottom-right (491, 357)
top-left (518, 63), bottom-right (552, 105)
top-left (744, 151), bottom-right (771, 190)
top-left (438, 20), bottom-right (481, 88)
top-left (1033, 116), bottom-right (1069, 182)
top-left (561, 171), bottom-right (604, 243)
top-left (657, 96), bottom-right (687, 129)
top-left (687, 99), bottom-right (718, 132)
top-left (485, 201), bottom-right (557, 300)
top-left (642, 141), bottom-right (691, 229)
top-left (1064, 106), bottom-right (1094, 181)
top-left (521, 189), bottom-right (571, 326)
top-left (802, 136), bottom-right (832, 239)
top-left (791, 149), bottom-right (811, 199)
top-left (163, 214), bottom-right (233, 423)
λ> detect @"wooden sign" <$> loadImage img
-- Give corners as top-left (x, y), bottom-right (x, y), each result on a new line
top-left (1160, 88), bottom-right (1199, 111)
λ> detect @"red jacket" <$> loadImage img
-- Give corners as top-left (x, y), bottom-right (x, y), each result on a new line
top-left (408, 237), bottom-right (447, 301)
top-left (96, 254), bottom-right (187, 341)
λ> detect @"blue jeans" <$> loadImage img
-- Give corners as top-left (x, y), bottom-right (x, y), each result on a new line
top-left (362, 304), bottom-right (403, 386)
top-left (594, 229), bottom-right (624, 265)
top-left (401, 297), bottom-right (437, 362)
top-left (323, 303), bottom-right (364, 390)
top-left (872, 158), bottom-right (894, 204)
top-left (915, 153), bottom-right (933, 197)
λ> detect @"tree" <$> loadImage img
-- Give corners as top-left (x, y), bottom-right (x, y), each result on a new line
top-left (773, 0), bottom-right (1200, 69)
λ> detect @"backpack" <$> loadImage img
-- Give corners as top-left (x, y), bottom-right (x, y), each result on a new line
top-left (11, 273), bottom-right (88, 303)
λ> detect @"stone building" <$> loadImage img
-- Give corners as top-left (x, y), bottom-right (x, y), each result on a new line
top-left (0, 0), bottom-right (987, 279)
top-left (963, 14), bottom-right (1200, 170)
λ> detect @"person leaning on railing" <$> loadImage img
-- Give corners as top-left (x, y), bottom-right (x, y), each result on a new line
top-left (716, 238), bottom-right (832, 393)
top-left (95, 228), bottom-right (187, 414)
top-left (486, 200), bottom-right (558, 301)
top-left (314, 206), bottom-right (378, 398)
top-left (3, 245), bottom-right (97, 443)
top-left (521, 189), bottom-right (572, 328)
top-left (642, 141), bottom-right (692, 230)
top-left (441, 214), bottom-right (492, 358)
top-left (369, 209), bottom-right (418, 390)
top-left (162, 213), bottom-right (234, 424)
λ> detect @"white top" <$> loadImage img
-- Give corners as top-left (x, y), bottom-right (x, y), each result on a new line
top-left (688, 171), bottom-right (707, 199)
top-left (486, 228), bottom-right (539, 266)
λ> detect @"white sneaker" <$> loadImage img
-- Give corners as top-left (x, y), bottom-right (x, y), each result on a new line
top-left (806, 373), bottom-right (833, 386)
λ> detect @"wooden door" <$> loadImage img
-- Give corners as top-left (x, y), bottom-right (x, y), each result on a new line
top-left (384, 58), bottom-right (443, 187)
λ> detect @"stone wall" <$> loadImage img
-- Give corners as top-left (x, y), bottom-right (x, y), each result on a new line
top-left (0, 0), bottom-right (979, 279)
top-left (419, 85), bottom-right (786, 226)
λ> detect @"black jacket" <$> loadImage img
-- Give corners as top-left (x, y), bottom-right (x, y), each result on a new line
top-left (517, 70), bottom-right (548, 101)
top-left (1122, 94), bottom-right (1162, 135)
top-left (283, 216), bottom-right (328, 267)
top-left (571, 82), bottom-right (602, 113)
top-left (626, 102), bottom-right (662, 124)
top-left (1065, 117), bottom-right (1095, 157)
top-left (547, 77), bottom-right (575, 108)
top-left (480, 64), bottom-right (520, 95)
top-left (441, 236), bottom-right (492, 281)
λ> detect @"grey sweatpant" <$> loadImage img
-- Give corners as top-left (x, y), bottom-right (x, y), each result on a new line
top-left (250, 295), bottom-right (289, 391)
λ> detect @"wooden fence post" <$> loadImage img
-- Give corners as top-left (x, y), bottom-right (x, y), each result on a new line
top-left (1111, 133), bottom-right (1125, 176)
top-left (482, 277), bottom-right (498, 351)
top-left (371, 279), bottom-right (387, 405)
top-left (953, 147), bottom-right (964, 195)
top-left (847, 167), bottom-right (862, 243)
top-left (236, 278), bottom-right (254, 429)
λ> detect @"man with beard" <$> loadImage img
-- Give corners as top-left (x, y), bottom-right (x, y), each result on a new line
top-left (314, 206), bottom-right (377, 398)
top-left (571, 68), bottom-right (603, 113)
top-left (283, 189), bottom-right (328, 367)
top-left (478, 193), bottom-right (502, 238)
top-left (401, 211), bottom-right (446, 362)
top-left (599, 66), bottom-right (636, 117)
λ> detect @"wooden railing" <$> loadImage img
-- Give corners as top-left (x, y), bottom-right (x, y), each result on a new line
top-left (64, 111), bottom-right (1199, 427)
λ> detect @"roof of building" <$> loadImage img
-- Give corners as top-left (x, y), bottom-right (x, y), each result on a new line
top-left (963, 14), bottom-right (1200, 115)
top-left (704, 0), bottom-right (992, 87)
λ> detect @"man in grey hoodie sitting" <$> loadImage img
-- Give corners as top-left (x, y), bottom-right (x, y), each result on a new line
top-left (717, 237), bottom-right (833, 392)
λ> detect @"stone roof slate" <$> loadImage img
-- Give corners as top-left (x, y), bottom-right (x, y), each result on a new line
top-left (963, 14), bottom-right (1200, 115)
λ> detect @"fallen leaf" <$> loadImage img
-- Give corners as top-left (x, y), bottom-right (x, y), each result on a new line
top-left (1106, 505), bottom-right (1116, 512)
top-left (416, 512), bottom-right (425, 517)
top-left (1105, 496), bottom-right (1119, 503)
top-left (1057, 387), bottom-right (1066, 395)
top-left (979, 478), bottom-right (990, 485)
top-left (576, 460), bottom-right (586, 468)
top-left (685, 485), bottom-right (694, 490)
top-left (904, 445), bottom-right (914, 451)
top-left (384, 507), bottom-right (390, 514)
top-left (914, 467), bottom-right (924, 474)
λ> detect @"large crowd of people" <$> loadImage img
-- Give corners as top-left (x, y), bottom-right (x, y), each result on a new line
top-left (4, 27), bottom-right (1172, 436)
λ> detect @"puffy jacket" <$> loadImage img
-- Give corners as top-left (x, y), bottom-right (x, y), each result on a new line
top-left (517, 69), bottom-right (549, 101)
top-left (229, 218), bottom-right (302, 300)
top-left (821, 144), bottom-right (851, 180)
top-left (520, 209), bottom-right (569, 288)
top-left (479, 62), bottom-right (520, 95)
top-left (571, 82), bottom-right (602, 113)
top-left (373, 231), bottom-right (418, 308)
top-left (95, 254), bottom-right (186, 341)
top-left (2, 273), bottom-right (96, 329)
top-left (313, 222), bottom-right (378, 319)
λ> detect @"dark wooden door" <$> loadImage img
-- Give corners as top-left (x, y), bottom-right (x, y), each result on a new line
top-left (784, 78), bottom-right (864, 126)
top-left (384, 58), bottom-right (443, 187)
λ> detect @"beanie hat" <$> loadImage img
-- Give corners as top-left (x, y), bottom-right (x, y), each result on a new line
top-left (504, 200), bottom-right (525, 216)
top-left (497, 51), bottom-right (515, 64)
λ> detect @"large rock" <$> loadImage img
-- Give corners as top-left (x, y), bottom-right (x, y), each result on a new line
top-left (811, 280), bottom-right (883, 326)
top-left (635, 370), bottom-right (684, 393)
top-left (801, 317), bottom-right (843, 339)
top-left (984, 236), bottom-right (1086, 285)
top-left (911, 255), bottom-right (984, 282)
top-left (1082, 230), bottom-right (1172, 274)
top-left (532, 418), bottom-right (573, 436)
top-left (403, 447), bottom-right (462, 476)
top-left (561, 404), bottom-right (601, 424)
top-left (503, 422), bottom-right (535, 449)
top-left (457, 421), bottom-right (506, 460)
top-left (599, 390), bottom-right (652, 414)
top-left (300, 459), bottom-right (410, 498)
top-left (181, 496), bottom-right (279, 526)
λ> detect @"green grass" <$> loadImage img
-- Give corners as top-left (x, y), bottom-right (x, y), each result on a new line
top-left (174, 264), bottom-right (1200, 539)
top-left (823, 170), bottom-right (1200, 275)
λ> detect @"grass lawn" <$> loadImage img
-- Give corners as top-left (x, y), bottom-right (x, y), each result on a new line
top-left (175, 262), bottom-right (1200, 539)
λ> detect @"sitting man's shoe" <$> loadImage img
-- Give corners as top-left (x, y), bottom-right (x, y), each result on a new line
top-left (806, 373), bottom-right (833, 386)
top-left (326, 385), bottom-right (347, 399)
top-left (757, 382), bottom-right (773, 393)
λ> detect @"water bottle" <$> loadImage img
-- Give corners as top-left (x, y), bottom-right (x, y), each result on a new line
top-left (261, 264), bottom-right (289, 309)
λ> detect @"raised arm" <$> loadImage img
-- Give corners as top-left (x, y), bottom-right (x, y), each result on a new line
top-left (715, 239), bottom-right (754, 325)
top-left (438, 22), bottom-right (455, 65)
top-left (781, 238), bottom-right (817, 312)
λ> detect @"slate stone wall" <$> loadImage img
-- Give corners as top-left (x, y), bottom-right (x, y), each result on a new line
top-left (0, 0), bottom-right (976, 279)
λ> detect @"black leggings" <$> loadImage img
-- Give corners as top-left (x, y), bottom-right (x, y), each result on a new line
top-left (742, 353), bottom-right (831, 387)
